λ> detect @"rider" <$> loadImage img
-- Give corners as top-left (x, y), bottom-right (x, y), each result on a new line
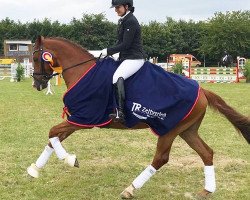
top-left (222, 50), bottom-right (228, 61)
top-left (101, 0), bottom-right (146, 123)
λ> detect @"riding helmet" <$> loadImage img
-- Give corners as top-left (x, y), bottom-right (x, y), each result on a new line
top-left (110, 0), bottom-right (133, 8)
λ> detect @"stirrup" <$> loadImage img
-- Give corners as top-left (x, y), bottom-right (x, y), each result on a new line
top-left (109, 109), bottom-right (125, 123)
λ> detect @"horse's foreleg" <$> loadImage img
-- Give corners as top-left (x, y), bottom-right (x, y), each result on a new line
top-left (27, 145), bottom-right (54, 178)
top-left (49, 136), bottom-right (79, 168)
top-left (121, 131), bottom-right (177, 199)
top-left (27, 121), bottom-right (79, 178)
top-left (48, 121), bottom-right (80, 167)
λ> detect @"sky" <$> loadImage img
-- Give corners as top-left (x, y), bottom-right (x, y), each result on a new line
top-left (1, 0), bottom-right (250, 24)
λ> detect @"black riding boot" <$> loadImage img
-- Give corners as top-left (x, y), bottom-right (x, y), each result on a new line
top-left (109, 77), bottom-right (125, 123)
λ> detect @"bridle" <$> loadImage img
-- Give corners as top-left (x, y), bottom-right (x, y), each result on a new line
top-left (32, 46), bottom-right (97, 84)
top-left (32, 48), bottom-right (61, 83)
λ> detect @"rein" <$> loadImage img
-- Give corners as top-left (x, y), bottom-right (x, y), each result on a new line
top-left (61, 53), bottom-right (103, 74)
top-left (62, 57), bottom-right (97, 74)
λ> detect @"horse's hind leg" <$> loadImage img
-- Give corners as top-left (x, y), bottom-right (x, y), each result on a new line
top-left (121, 89), bottom-right (209, 199)
top-left (179, 114), bottom-right (215, 197)
top-left (27, 121), bottom-right (80, 178)
top-left (121, 128), bottom-right (179, 199)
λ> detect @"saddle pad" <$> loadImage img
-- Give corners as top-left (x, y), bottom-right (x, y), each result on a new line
top-left (63, 57), bottom-right (200, 136)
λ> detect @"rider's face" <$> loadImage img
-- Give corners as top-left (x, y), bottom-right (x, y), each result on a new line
top-left (115, 5), bottom-right (128, 16)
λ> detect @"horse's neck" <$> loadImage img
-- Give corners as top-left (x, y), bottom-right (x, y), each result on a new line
top-left (63, 60), bottom-right (96, 89)
top-left (47, 40), bottom-right (95, 88)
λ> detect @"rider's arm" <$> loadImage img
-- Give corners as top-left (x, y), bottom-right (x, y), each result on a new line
top-left (107, 21), bottom-right (138, 55)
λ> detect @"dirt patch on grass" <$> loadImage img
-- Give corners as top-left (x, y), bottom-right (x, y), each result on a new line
top-left (167, 154), bottom-right (248, 169)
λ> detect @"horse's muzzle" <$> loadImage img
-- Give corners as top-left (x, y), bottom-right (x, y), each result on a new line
top-left (32, 80), bottom-right (48, 91)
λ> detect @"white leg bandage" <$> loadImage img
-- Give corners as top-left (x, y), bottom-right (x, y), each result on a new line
top-left (132, 165), bottom-right (157, 189)
top-left (49, 137), bottom-right (68, 160)
top-left (204, 165), bottom-right (216, 193)
top-left (35, 145), bottom-right (54, 168)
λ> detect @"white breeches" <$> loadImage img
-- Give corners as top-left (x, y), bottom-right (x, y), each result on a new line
top-left (113, 59), bottom-right (145, 84)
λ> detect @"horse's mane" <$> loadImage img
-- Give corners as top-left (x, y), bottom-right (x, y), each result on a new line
top-left (47, 37), bottom-right (94, 57)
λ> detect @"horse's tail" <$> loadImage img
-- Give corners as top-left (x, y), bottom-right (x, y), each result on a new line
top-left (202, 88), bottom-right (250, 144)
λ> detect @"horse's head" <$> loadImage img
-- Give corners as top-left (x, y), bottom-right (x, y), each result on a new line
top-left (32, 36), bottom-right (61, 91)
top-left (33, 36), bottom-right (97, 90)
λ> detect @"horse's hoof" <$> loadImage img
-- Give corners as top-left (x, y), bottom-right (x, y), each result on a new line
top-left (196, 189), bottom-right (212, 199)
top-left (120, 185), bottom-right (134, 199)
top-left (64, 154), bottom-right (79, 168)
top-left (74, 158), bottom-right (79, 168)
top-left (121, 190), bottom-right (133, 199)
top-left (27, 163), bottom-right (40, 178)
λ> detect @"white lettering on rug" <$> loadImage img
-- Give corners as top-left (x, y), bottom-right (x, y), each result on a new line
top-left (131, 102), bottom-right (167, 120)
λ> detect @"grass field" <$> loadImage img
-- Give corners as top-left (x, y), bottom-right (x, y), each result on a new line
top-left (0, 78), bottom-right (249, 200)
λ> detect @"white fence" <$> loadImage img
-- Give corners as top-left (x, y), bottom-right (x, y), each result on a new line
top-left (0, 62), bottom-right (33, 81)
top-left (156, 63), bottom-right (172, 71)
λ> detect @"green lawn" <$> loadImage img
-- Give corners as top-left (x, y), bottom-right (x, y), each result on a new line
top-left (0, 78), bottom-right (249, 200)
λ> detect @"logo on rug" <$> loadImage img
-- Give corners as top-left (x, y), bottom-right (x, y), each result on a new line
top-left (131, 102), bottom-right (166, 120)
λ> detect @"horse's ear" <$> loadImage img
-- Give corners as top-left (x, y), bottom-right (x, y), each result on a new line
top-left (36, 35), bottom-right (44, 46)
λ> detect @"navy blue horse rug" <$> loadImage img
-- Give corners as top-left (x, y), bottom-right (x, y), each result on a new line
top-left (63, 57), bottom-right (200, 136)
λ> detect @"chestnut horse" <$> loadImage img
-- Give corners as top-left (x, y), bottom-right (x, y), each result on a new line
top-left (27, 36), bottom-right (250, 199)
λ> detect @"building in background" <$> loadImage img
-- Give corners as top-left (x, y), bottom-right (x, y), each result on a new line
top-left (0, 40), bottom-right (33, 80)
top-left (3, 40), bottom-right (33, 63)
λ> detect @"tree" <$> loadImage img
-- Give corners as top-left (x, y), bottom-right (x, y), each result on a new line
top-left (165, 18), bottom-right (203, 60)
top-left (1, 11), bottom-right (250, 65)
top-left (16, 62), bottom-right (25, 82)
top-left (142, 18), bottom-right (203, 62)
top-left (199, 11), bottom-right (250, 62)
top-left (141, 21), bottom-right (170, 61)
top-left (0, 18), bottom-right (17, 55)
top-left (68, 14), bottom-right (116, 50)
top-left (243, 59), bottom-right (250, 83)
